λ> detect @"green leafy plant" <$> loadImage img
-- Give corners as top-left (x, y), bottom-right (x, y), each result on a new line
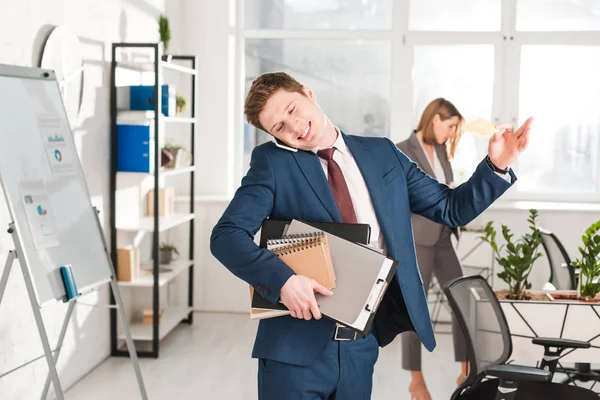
top-left (176, 96), bottom-right (186, 113)
top-left (158, 14), bottom-right (171, 52)
top-left (163, 143), bottom-right (184, 153)
top-left (479, 209), bottom-right (543, 300)
top-left (573, 220), bottom-right (600, 299)
top-left (160, 242), bottom-right (179, 254)
top-left (159, 242), bottom-right (179, 264)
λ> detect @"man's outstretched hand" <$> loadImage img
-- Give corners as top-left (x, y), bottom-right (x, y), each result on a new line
top-left (280, 275), bottom-right (333, 320)
top-left (488, 117), bottom-right (534, 170)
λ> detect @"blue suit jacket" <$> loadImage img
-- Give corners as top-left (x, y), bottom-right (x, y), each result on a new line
top-left (210, 133), bottom-right (515, 366)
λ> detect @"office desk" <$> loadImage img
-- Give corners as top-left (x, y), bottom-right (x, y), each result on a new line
top-left (499, 293), bottom-right (600, 363)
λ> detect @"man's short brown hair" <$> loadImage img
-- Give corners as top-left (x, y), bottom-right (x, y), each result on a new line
top-left (244, 72), bottom-right (306, 132)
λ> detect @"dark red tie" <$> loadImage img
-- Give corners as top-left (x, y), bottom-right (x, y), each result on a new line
top-left (317, 147), bottom-right (358, 223)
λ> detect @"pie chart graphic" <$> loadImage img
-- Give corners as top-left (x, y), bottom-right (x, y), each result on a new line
top-left (54, 149), bottom-right (62, 162)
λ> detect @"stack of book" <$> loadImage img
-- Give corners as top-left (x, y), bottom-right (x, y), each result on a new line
top-left (249, 219), bottom-right (399, 336)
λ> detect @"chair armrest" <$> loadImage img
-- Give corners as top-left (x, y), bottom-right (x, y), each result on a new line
top-left (532, 337), bottom-right (591, 349)
top-left (486, 364), bottom-right (552, 382)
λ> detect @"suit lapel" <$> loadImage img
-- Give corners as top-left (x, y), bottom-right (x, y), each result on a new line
top-left (344, 133), bottom-right (396, 253)
top-left (409, 133), bottom-right (435, 177)
top-left (292, 150), bottom-right (341, 222)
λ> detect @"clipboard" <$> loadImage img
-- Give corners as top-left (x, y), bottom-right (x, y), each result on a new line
top-left (250, 219), bottom-right (372, 319)
top-left (286, 219), bottom-right (398, 336)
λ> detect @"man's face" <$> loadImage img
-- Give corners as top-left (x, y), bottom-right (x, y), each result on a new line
top-left (258, 86), bottom-right (330, 151)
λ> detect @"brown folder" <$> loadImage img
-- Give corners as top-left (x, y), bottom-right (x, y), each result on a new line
top-left (270, 233), bottom-right (335, 289)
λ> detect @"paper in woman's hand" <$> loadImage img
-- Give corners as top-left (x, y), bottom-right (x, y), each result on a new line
top-left (463, 117), bottom-right (497, 138)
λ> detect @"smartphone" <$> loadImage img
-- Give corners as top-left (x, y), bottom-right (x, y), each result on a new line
top-left (274, 138), bottom-right (298, 152)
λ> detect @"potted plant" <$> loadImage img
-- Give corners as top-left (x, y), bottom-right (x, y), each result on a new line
top-left (162, 143), bottom-right (184, 168)
top-left (572, 219), bottom-right (600, 301)
top-left (479, 209), bottom-right (544, 300)
top-left (159, 242), bottom-right (179, 265)
top-left (158, 14), bottom-right (171, 55)
top-left (176, 95), bottom-right (186, 114)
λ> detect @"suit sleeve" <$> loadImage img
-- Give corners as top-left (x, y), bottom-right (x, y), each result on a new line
top-left (210, 145), bottom-right (295, 304)
top-left (386, 138), bottom-right (516, 227)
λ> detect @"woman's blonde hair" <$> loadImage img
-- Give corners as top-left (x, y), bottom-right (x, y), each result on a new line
top-left (416, 98), bottom-right (464, 160)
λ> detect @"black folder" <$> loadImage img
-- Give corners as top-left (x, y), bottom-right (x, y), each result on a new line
top-left (252, 219), bottom-right (372, 313)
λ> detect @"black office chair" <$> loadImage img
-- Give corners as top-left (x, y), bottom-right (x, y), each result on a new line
top-left (444, 275), bottom-right (596, 400)
top-left (539, 228), bottom-right (576, 290)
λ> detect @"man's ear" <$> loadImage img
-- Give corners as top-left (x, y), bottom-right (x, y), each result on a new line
top-left (302, 85), bottom-right (316, 102)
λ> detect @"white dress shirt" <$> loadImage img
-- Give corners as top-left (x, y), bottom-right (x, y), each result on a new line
top-left (314, 129), bottom-right (385, 251)
top-left (416, 136), bottom-right (447, 185)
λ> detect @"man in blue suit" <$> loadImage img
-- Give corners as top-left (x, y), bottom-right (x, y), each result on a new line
top-left (211, 72), bottom-right (532, 399)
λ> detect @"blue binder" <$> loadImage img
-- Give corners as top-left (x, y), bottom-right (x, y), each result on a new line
top-left (60, 265), bottom-right (79, 300)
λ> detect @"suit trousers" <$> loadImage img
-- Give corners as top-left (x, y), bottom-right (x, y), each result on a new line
top-left (401, 231), bottom-right (467, 370)
top-left (258, 332), bottom-right (379, 400)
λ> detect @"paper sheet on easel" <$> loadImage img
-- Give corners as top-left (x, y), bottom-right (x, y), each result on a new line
top-left (463, 117), bottom-right (498, 139)
top-left (18, 180), bottom-right (59, 249)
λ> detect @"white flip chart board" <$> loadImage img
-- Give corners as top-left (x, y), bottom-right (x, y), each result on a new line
top-left (0, 63), bottom-right (113, 306)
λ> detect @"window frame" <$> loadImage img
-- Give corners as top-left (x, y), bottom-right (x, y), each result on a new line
top-left (237, 0), bottom-right (600, 204)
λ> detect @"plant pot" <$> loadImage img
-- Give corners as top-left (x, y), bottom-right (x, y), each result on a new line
top-left (160, 249), bottom-right (174, 265)
top-left (494, 290), bottom-right (549, 301)
top-left (164, 148), bottom-right (180, 168)
top-left (495, 289), bottom-right (600, 303)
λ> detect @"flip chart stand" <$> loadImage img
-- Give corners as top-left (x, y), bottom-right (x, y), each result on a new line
top-left (0, 209), bottom-right (148, 400)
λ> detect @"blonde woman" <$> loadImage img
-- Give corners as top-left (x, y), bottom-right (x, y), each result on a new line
top-left (397, 98), bottom-right (468, 400)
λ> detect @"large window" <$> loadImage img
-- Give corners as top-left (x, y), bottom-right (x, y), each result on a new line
top-left (241, 0), bottom-right (600, 202)
top-left (245, 0), bottom-right (393, 30)
top-left (516, 45), bottom-right (600, 196)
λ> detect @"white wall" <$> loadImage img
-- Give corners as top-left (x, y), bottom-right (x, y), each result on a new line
top-left (0, 1), bottom-right (181, 398)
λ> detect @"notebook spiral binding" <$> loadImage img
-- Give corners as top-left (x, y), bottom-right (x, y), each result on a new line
top-left (266, 231), bottom-right (324, 246)
top-left (271, 235), bottom-right (326, 256)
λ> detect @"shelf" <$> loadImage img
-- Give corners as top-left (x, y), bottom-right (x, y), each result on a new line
top-left (116, 213), bottom-right (195, 232)
top-left (116, 166), bottom-right (195, 178)
top-left (160, 60), bottom-right (197, 75)
top-left (117, 260), bottom-right (193, 288)
top-left (175, 195), bottom-right (233, 203)
top-left (160, 165), bottom-right (195, 177)
top-left (118, 306), bottom-right (193, 341)
top-left (163, 116), bottom-right (196, 124)
top-left (117, 110), bottom-right (195, 124)
top-left (116, 60), bottom-right (196, 75)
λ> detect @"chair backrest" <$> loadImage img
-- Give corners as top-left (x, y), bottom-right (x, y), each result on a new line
top-left (539, 228), bottom-right (576, 290)
top-left (444, 276), bottom-right (512, 387)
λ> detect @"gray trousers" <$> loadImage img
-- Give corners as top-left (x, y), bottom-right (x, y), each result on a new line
top-left (402, 233), bottom-right (468, 371)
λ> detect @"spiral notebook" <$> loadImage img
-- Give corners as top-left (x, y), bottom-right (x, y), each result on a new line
top-left (268, 232), bottom-right (335, 289)
top-left (250, 220), bottom-right (372, 320)
top-left (285, 219), bottom-right (398, 336)
top-left (250, 233), bottom-right (335, 320)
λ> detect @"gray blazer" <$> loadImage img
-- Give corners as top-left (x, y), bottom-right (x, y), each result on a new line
top-left (397, 132), bottom-right (458, 247)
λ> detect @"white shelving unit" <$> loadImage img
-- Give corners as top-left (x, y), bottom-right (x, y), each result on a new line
top-left (110, 43), bottom-right (197, 358)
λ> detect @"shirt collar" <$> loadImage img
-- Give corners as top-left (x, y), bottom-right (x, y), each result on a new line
top-left (312, 126), bottom-right (348, 155)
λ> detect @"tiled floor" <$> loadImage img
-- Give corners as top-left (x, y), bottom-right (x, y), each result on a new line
top-left (65, 312), bottom-right (465, 399)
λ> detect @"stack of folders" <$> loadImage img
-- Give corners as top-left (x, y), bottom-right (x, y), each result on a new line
top-left (250, 219), bottom-right (399, 337)
top-left (249, 232), bottom-right (335, 320)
